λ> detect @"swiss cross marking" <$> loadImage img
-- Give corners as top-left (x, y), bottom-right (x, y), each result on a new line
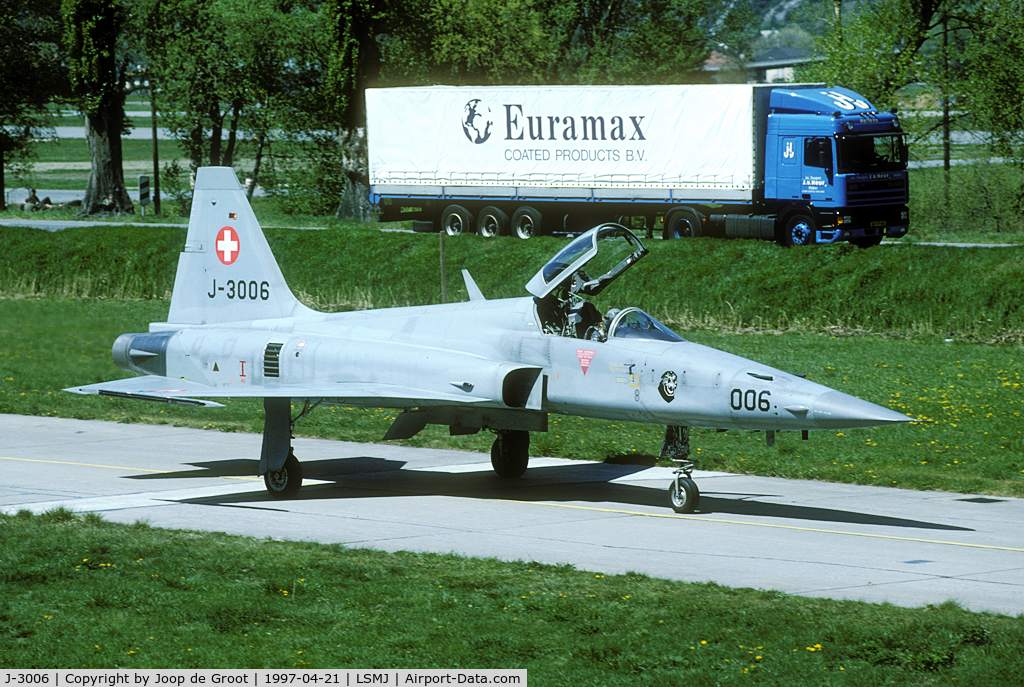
top-left (216, 226), bottom-right (240, 265)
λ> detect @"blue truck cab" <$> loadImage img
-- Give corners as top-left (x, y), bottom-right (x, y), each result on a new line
top-left (764, 87), bottom-right (909, 247)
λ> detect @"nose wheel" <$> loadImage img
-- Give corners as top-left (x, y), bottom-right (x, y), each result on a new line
top-left (667, 464), bottom-right (700, 513)
top-left (662, 425), bottom-right (700, 513)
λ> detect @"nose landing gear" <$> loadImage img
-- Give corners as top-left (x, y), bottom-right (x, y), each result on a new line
top-left (662, 425), bottom-right (700, 513)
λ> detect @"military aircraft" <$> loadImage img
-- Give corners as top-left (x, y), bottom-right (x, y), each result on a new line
top-left (67, 166), bottom-right (912, 513)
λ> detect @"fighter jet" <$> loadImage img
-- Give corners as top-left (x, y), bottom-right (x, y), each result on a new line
top-left (66, 167), bottom-right (912, 513)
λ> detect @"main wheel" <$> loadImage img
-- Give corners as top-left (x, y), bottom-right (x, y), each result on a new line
top-left (781, 212), bottom-right (815, 247)
top-left (477, 206), bottom-right (509, 238)
top-left (662, 207), bottom-right (702, 240)
top-left (441, 205), bottom-right (474, 236)
top-left (667, 477), bottom-right (699, 513)
top-left (265, 451), bottom-right (303, 499)
top-left (491, 430), bottom-right (530, 478)
top-left (511, 207), bottom-right (543, 240)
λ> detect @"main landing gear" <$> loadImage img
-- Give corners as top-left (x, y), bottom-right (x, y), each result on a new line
top-left (491, 429), bottom-right (530, 478)
top-left (259, 401), bottom-right (696, 514)
top-left (261, 398), bottom-right (320, 499)
top-left (264, 450), bottom-right (303, 499)
top-left (662, 425), bottom-right (700, 513)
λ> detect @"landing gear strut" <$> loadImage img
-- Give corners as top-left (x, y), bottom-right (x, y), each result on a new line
top-left (662, 425), bottom-right (700, 513)
top-left (261, 398), bottom-right (320, 499)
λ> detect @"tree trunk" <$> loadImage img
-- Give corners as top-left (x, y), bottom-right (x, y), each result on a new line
top-left (80, 107), bottom-right (134, 215)
top-left (336, 176), bottom-right (373, 222)
top-left (188, 122), bottom-right (204, 170)
top-left (209, 106), bottom-right (224, 166)
top-left (247, 134), bottom-right (266, 201)
top-left (0, 147), bottom-right (6, 212)
top-left (335, 127), bottom-right (372, 221)
top-left (223, 100), bottom-right (242, 168)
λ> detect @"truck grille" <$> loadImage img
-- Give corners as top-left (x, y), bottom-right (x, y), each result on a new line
top-left (846, 176), bottom-right (908, 206)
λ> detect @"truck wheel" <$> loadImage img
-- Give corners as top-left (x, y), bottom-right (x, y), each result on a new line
top-left (477, 206), bottom-right (509, 238)
top-left (663, 208), bottom-right (702, 240)
top-left (781, 212), bottom-right (815, 247)
top-left (441, 205), bottom-right (474, 236)
top-left (852, 235), bottom-right (883, 248)
top-left (511, 207), bottom-right (543, 239)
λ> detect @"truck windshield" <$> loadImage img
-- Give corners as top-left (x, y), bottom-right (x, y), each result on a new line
top-left (836, 134), bottom-right (907, 174)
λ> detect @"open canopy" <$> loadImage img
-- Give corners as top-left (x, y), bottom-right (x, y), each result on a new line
top-left (525, 224), bottom-right (648, 300)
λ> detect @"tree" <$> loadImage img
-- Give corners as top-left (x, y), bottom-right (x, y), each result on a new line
top-left (961, 0), bottom-right (1024, 163)
top-left (555, 0), bottom-right (754, 85)
top-left (143, 0), bottom-right (240, 171)
top-left (0, 0), bottom-right (66, 210)
top-left (145, 0), bottom-right (327, 191)
top-left (803, 0), bottom-right (1024, 229)
top-left (415, 0), bottom-right (556, 84)
top-left (961, 0), bottom-right (1024, 209)
top-left (380, 0), bottom-right (754, 88)
top-left (63, 0), bottom-right (135, 214)
top-left (802, 0), bottom-right (931, 105)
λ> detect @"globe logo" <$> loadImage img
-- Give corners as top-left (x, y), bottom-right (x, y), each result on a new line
top-left (462, 99), bottom-right (493, 144)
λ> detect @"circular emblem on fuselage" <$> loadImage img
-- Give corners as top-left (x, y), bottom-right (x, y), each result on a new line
top-left (216, 226), bottom-right (240, 265)
top-left (659, 371), bottom-right (678, 403)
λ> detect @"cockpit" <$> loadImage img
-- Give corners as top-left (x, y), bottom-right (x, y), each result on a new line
top-left (526, 224), bottom-right (685, 343)
top-left (607, 307), bottom-right (684, 342)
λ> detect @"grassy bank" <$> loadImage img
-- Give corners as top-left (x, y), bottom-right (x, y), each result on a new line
top-left (2, 509), bottom-right (1022, 679)
top-left (2, 223), bottom-right (1024, 341)
top-left (908, 163), bottom-right (1024, 240)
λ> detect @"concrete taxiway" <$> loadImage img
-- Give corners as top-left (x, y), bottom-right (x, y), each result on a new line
top-left (2, 413), bottom-right (1022, 617)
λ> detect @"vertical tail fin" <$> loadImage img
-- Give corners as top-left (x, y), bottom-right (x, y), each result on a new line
top-left (166, 167), bottom-right (314, 325)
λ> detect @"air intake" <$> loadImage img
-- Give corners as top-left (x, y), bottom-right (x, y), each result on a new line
top-left (263, 342), bottom-right (283, 378)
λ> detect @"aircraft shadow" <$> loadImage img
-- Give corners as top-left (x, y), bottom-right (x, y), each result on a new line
top-left (137, 455), bottom-right (973, 532)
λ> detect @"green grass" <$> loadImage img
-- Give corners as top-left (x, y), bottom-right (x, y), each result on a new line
top-left (907, 163), bottom-right (1024, 240)
top-left (2, 509), bottom-right (1022, 679)
top-left (3, 223), bottom-right (1023, 340)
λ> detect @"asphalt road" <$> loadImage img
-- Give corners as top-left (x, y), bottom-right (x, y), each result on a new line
top-left (2, 413), bottom-right (1021, 617)
top-left (3, 218), bottom-right (1022, 248)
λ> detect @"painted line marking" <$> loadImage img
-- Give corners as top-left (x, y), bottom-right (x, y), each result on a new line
top-left (2, 455), bottom-right (171, 473)
top-left (499, 501), bottom-right (1024, 553)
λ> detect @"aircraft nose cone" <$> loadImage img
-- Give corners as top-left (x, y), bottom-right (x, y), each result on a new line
top-left (812, 390), bottom-right (913, 429)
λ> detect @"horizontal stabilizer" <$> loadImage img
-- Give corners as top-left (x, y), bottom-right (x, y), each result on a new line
top-left (97, 390), bottom-right (224, 408)
top-left (66, 375), bottom-right (497, 408)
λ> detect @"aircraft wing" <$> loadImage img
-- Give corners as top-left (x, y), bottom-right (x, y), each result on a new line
top-left (65, 375), bottom-right (497, 409)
